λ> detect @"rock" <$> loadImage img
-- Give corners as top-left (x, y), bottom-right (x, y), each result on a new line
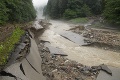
top-left (75, 77), bottom-right (83, 80)
top-left (91, 66), bottom-right (102, 70)
top-left (52, 69), bottom-right (58, 73)
top-left (41, 48), bottom-right (47, 52)
top-left (90, 35), bottom-right (94, 38)
top-left (75, 25), bottom-right (85, 30)
top-left (18, 43), bottom-right (26, 50)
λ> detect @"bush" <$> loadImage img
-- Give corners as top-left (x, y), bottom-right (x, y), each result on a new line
top-left (0, 0), bottom-right (36, 25)
top-left (80, 4), bottom-right (92, 17)
top-left (63, 9), bottom-right (77, 19)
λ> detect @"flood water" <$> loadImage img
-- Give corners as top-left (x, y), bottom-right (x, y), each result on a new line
top-left (33, 0), bottom-right (120, 68)
top-left (39, 20), bottom-right (120, 68)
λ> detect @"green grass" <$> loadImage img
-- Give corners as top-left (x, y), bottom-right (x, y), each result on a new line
top-left (69, 17), bottom-right (89, 24)
top-left (90, 21), bottom-right (105, 28)
top-left (0, 27), bottom-right (25, 65)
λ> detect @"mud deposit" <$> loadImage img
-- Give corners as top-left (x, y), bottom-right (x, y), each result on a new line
top-left (84, 29), bottom-right (120, 52)
top-left (70, 26), bottom-right (120, 52)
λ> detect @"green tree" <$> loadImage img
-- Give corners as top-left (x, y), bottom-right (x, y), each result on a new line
top-left (0, 1), bottom-right (9, 25)
top-left (44, 0), bottom-right (68, 19)
top-left (0, 0), bottom-right (36, 25)
top-left (79, 4), bottom-right (92, 17)
top-left (103, 0), bottom-right (120, 24)
top-left (5, 0), bottom-right (36, 22)
top-left (63, 9), bottom-right (77, 19)
top-left (44, 0), bottom-right (105, 19)
top-left (84, 0), bottom-right (103, 15)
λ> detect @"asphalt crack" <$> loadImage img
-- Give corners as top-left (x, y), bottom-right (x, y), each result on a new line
top-left (26, 58), bottom-right (40, 74)
top-left (20, 64), bottom-right (26, 76)
top-left (0, 71), bottom-right (22, 80)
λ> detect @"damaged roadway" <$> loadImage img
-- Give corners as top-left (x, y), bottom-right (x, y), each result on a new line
top-left (0, 29), bottom-right (46, 80)
top-left (38, 20), bottom-right (120, 80)
top-left (0, 20), bottom-right (120, 80)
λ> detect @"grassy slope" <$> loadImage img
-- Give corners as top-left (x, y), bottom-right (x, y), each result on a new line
top-left (69, 17), bottom-right (89, 24)
top-left (0, 27), bottom-right (25, 65)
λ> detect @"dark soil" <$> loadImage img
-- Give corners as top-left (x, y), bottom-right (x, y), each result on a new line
top-left (0, 24), bottom-right (14, 42)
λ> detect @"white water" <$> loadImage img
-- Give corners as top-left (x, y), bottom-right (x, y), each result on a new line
top-left (32, 0), bottom-right (48, 7)
top-left (32, 0), bottom-right (48, 19)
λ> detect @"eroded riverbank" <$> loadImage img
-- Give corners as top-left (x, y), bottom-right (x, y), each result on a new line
top-left (39, 20), bottom-right (120, 68)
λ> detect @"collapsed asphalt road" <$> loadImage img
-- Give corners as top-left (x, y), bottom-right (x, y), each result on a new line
top-left (0, 29), bottom-right (46, 80)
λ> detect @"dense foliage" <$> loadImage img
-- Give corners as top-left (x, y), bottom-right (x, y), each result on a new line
top-left (103, 0), bottom-right (120, 24)
top-left (0, 1), bottom-right (9, 25)
top-left (44, 0), bottom-right (104, 19)
top-left (44, 0), bottom-right (120, 25)
top-left (44, 0), bottom-right (68, 19)
top-left (0, 0), bottom-right (36, 25)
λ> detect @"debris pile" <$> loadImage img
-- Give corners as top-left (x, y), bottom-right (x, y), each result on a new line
top-left (38, 42), bottom-right (100, 80)
top-left (83, 29), bottom-right (120, 46)
top-left (69, 25), bottom-right (85, 34)
top-left (83, 29), bottom-right (120, 51)
top-left (70, 26), bottom-right (120, 52)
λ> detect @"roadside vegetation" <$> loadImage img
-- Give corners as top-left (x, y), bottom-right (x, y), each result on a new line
top-left (0, 0), bottom-right (36, 66)
top-left (0, 27), bottom-right (24, 65)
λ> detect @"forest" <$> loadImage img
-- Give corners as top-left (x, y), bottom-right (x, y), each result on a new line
top-left (44, 0), bottom-right (120, 24)
top-left (0, 0), bottom-right (36, 25)
top-left (0, 0), bottom-right (36, 65)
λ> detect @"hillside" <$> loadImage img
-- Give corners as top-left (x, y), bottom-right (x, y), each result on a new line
top-left (44, 0), bottom-right (120, 25)
top-left (0, 0), bottom-right (36, 25)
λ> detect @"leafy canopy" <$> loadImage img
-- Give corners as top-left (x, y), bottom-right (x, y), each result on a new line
top-left (103, 0), bottom-right (120, 24)
top-left (0, 0), bottom-right (36, 25)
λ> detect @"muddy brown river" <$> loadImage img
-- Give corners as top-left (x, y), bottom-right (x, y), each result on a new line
top-left (39, 20), bottom-right (120, 68)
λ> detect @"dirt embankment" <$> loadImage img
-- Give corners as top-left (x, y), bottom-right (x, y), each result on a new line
top-left (0, 24), bottom-right (14, 42)
top-left (0, 22), bottom-right (32, 71)
top-left (70, 25), bottom-right (120, 52)
top-left (0, 31), bottom-right (31, 71)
